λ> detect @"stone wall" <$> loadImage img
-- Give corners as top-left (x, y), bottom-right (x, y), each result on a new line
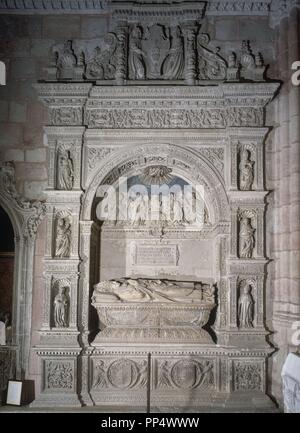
top-left (267, 7), bottom-right (300, 407)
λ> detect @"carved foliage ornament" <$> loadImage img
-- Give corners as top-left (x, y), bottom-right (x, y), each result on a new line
top-left (234, 362), bottom-right (262, 391)
top-left (45, 360), bottom-right (73, 390)
top-left (238, 279), bottom-right (255, 329)
top-left (0, 162), bottom-right (46, 239)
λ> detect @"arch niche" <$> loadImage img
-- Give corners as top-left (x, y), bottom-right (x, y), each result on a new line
top-left (79, 143), bottom-right (230, 342)
top-left (0, 162), bottom-right (45, 380)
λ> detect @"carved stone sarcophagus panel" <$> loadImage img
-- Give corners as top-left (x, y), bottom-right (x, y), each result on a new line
top-left (91, 278), bottom-right (216, 344)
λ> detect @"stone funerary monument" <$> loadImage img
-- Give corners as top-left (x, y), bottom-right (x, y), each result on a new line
top-left (2, 0), bottom-right (298, 411)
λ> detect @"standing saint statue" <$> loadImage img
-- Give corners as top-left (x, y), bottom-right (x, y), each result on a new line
top-left (128, 192), bottom-right (147, 225)
top-left (239, 149), bottom-right (254, 191)
top-left (238, 284), bottom-right (254, 328)
top-left (57, 149), bottom-right (74, 190)
top-left (129, 26), bottom-right (146, 80)
top-left (53, 283), bottom-right (69, 328)
top-left (55, 217), bottom-right (71, 258)
top-left (170, 192), bottom-right (183, 224)
top-left (162, 26), bottom-right (184, 80)
top-left (239, 217), bottom-right (255, 258)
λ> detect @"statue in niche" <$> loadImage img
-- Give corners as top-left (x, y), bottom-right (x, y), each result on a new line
top-left (129, 26), bottom-right (146, 80)
top-left (239, 149), bottom-right (254, 191)
top-left (56, 40), bottom-right (77, 80)
top-left (57, 148), bottom-right (74, 190)
top-left (162, 26), bottom-right (184, 80)
top-left (239, 216), bottom-right (255, 258)
top-left (238, 283), bottom-right (254, 328)
top-left (55, 216), bottom-right (71, 258)
top-left (53, 281), bottom-right (69, 328)
top-left (127, 192), bottom-right (148, 225)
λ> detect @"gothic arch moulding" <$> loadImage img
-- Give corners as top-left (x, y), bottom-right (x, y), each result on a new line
top-left (81, 143), bottom-right (229, 223)
top-left (0, 162), bottom-right (46, 379)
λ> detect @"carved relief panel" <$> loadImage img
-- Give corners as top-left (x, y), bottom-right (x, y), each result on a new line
top-left (43, 358), bottom-right (76, 393)
top-left (232, 360), bottom-right (264, 392)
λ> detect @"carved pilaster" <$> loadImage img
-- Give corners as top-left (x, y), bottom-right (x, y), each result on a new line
top-left (115, 24), bottom-right (128, 85)
top-left (183, 24), bottom-right (198, 85)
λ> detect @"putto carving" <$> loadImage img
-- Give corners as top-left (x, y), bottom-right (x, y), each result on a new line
top-left (197, 34), bottom-right (227, 80)
top-left (56, 147), bottom-right (74, 190)
top-left (239, 148), bottom-right (254, 191)
top-left (53, 279), bottom-right (70, 328)
top-left (54, 212), bottom-right (72, 258)
top-left (238, 280), bottom-right (255, 328)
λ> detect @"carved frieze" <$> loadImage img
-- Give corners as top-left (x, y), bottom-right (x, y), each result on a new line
top-left (91, 358), bottom-right (147, 390)
top-left (156, 359), bottom-right (215, 390)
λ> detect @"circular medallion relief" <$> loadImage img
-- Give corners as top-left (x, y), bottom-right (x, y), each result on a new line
top-left (171, 360), bottom-right (200, 389)
top-left (107, 359), bottom-right (138, 389)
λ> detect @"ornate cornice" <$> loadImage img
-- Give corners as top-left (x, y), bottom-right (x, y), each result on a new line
top-left (206, 1), bottom-right (271, 15)
top-left (0, 0), bottom-right (108, 14)
top-left (0, 0), bottom-right (298, 27)
top-left (112, 1), bottom-right (205, 22)
top-left (0, 162), bottom-right (46, 239)
top-left (0, 0), bottom-right (278, 19)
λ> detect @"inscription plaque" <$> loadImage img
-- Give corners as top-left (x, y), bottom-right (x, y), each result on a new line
top-left (134, 244), bottom-right (179, 267)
